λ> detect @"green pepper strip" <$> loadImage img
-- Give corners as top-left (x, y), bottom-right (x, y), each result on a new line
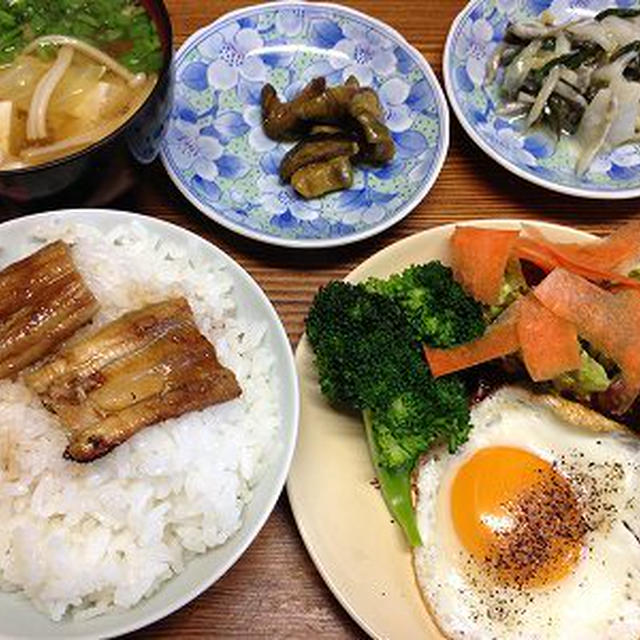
top-left (595, 8), bottom-right (640, 21)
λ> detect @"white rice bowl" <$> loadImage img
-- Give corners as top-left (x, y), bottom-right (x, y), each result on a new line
top-left (0, 212), bottom-right (295, 632)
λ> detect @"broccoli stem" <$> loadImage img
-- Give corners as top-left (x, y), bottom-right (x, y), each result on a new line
top-left (363, 410), bottom-right (422, 547)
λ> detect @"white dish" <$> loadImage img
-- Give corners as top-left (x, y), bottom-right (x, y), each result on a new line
top-left (0, 209), bottom-right (299, 639)
top-left (288, 219), bottom-right (596, 639)
top-left (161, 1), bottom-right (449, 248)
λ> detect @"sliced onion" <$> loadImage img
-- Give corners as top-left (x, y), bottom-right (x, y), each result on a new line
top-left (554, 80), bottom-right (588, 109)
top-left (575, 88), bottom-right (617, 175)
top-left (517, 91), bottom-right (536, 104)
top-left (600, 15), bottom-right (640, 47)
top-left (526, 65), bottom-right (562, 126)
top-left (592, 50), bottom-right (638, 85)
top-left (496, 101), bottom-right (529, 117)
top-left (509, 21), bottom-right (553, 40)
top-left (559, 67), bottom-right (578, 85)
top-left (509, 20), bottom-right (584, 41)
top-left (503, 40), bottom-right (542, 97)
top-left (554, 32), bottom-right (571, 56)
top-left (485, 43), bottom-right (506, 85)
top-left (23, 35), bottom-right (147, 87)
top-left (567, 22), bottom-right (617, 53)
top-left (26, 46), bottom-right (74, 140)
top-left (607, 78), bottom-right (640, 147)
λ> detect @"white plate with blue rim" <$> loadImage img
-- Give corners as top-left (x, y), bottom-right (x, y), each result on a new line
top-left (161, 1), bottom-right (449, 248)
top-left (444, 0), bottom-right (640, 199)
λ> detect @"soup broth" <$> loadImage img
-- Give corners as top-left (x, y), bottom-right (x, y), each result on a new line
top-left (0, 0), bottom-right (162, 170)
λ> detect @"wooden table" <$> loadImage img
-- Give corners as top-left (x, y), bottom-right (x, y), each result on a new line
top-left (1, 0), bottom-right (636, 637)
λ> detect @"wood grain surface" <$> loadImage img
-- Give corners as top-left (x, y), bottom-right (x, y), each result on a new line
top-left (0, 0), bottom-right (637, 638)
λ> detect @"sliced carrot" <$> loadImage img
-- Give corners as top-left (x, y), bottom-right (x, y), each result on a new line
top-left (424, 306), bottom-right (520, 378)
top-left (451, 227), bottom-right (520, 305)
top-left (514, 230), bottom-right (640, 289)
top-left (612, 288), bottom-right (640, 386)
top-left (528, 220), bottom-right (640, 274)
top-left (591, 220), bottom-right (640, 273)
top-left (513, 236), bottom-right (560, 272)
top-left (533, 269), bottom-right (640, 387)
top-left (517, 294), bottom-right (580, 382)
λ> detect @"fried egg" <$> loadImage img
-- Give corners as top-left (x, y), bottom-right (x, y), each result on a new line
top-left (413, 386), bottom-right (640, 640)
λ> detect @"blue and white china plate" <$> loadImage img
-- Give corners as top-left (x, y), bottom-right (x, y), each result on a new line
top-left (161, 1), bottom-right (449, 248)
top-left (444, 0), bottom-right (640, 199)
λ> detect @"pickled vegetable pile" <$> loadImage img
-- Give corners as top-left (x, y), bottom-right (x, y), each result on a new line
top-left (491, 7), bottom-right (640, 174)
top-left (261, 76), bottom-right (395, 199)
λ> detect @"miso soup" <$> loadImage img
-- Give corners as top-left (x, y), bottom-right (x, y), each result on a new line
top-left (0, 0), bottom-right (163, 170)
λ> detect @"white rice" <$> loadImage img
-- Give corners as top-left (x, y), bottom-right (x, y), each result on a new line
top-left (0, 221), bottom-right (280, 621)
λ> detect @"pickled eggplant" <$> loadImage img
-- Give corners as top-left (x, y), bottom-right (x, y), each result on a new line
top-left (291, 156), bottom-right (353, 199)
top-left (279, 134), bottom-right (359, 182)
top-left (347, 87), bottom-right (394, 164)
top-left (0, 241), bottom-right (98, 379)
top-left (348, 86), bottom-right (384, 120)
top-left (260, 75), bottom-right (394, 198)
top-left (292, 84), bottom-right (360, 124)
top-left (261, 77), bottom-right (326, 140)
top-left (310, 124), bottom-right (344, 135)
top-left (25, 297), bottom-right (241, 462)
top-left (352, 112), bottom-right (396, 164)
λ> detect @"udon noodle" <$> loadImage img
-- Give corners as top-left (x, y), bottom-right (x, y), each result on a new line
top-left (0, 0), bottom-right (162, 170)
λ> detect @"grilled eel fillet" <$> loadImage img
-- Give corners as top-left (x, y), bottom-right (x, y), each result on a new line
top-left (24, 297), bottom-right (241, 462)
top-left (0, 241), bottom-right (99, 379)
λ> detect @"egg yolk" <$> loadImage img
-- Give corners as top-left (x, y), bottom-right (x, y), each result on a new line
top-left (450, 446), bottom-right (586, 588)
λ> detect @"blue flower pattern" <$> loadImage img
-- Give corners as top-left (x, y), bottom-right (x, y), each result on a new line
top-left (162, 3), bottom-right (447, 243)
top-left (447, 0), bottom-right (640, 194)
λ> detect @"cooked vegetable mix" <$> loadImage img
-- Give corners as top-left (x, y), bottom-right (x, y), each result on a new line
top-left (306, 221), bottom-right (640, 549)
top-left (425, 221), bottom-right (640, 420)
top-left (492, 7), bottom-right (640, 174)
top-left (261, 76), bottom-right (394, 199)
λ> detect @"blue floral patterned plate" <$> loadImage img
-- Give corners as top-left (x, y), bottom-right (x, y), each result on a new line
top-left (444, 0), bottom-right (640, 199)
top-left (161, 1), bottom-right (449, 247)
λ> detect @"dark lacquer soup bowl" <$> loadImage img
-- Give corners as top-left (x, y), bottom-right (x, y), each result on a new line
top-left (0, 0), bottom-right (174, 203)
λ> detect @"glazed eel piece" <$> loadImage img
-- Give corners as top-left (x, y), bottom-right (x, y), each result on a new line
top-left (25, 297), bottom-right (241, 462)
top-left (0, 240), bottom-right (99, 379)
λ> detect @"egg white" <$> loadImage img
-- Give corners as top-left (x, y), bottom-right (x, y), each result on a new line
top-left (413, 386), bottom-right (640, 640)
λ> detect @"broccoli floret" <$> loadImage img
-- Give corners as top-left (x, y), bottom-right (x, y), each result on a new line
top-left (371, 373), bottom-right (471, 468)
top-left (305, 280), bottom-right (421, 410)
top-left (305, 280), bottom-right (473, 546)
top-left (362, 262), bottom-right (485, 347)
